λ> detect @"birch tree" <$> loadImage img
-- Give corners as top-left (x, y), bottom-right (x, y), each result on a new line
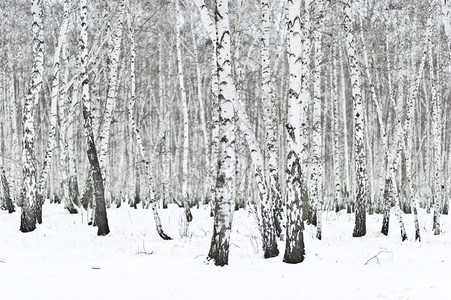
top-left (261, 0), bottom-right (283, 238)
top-left (1, 169), bottom-right (15, 213)
top-left (20, 0), bottom-right (44, 232)
top-left (98, 1), bottom-right (124, 190)
top-left (192, 0), bottom-right (219, 210)
top-left (195, 0), bottom-right (279, 258)
top-left (207, 0), bottom-right (236, 266)
top-left (284, 0), bottom-right (306, 264)
top-left (36, 0), bottom-right (75, 220)
top-left (175, 0), bottom-right (193, 222)
top-left (80, 0), bottom-right (110, 236)
top-left (343, 0), bottom-right (368, 237)
top-left (58, 0), bottom-right (78, 214)
top-left (312, 0), bottom-right (324, 240)
top-left (430, 34), bottom-right (442, 235)
top-left (402, 23), bottom-right (431, 240)
top-left (127, 3), bottom-right (171, 240)
top-left (331, 46), bottom-right (342, 212)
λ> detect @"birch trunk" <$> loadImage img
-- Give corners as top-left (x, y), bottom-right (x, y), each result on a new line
top-left (343, 0), bottom-right (368, 237)
top-left (189, 9), bottom-right (209, 205)
top-left (207, 0), bottom-right (235, 266)
top-left (332, 47), bottom-right (342, 212)
top-left (175, 0), bottom-right (193, 222)
top-left (20, 0), bottom-right (44, 232)
top-left (359, 7), bottom-right (386, 216)
top-left (36, 0), bottom-right (74, 220)
top-left (1, 169), bottom-right (15, 213)
top-left (404, 36), bottom-right (429, 241)
top-left (284, 0), bottom-right (306, 264)
top-left (127, 7), bottom-right (171, 240)
top-left (260, 0), bottom-right (280, 256)
top-left (192, 0), bottom-right (219, 209)
top-left (80, 0), bottom-right (110, 236)
top-left (430, 39), bottom-right (441, 235)
top-left (312, 1), bottom-right (324, 240)
top-left (57, 0), bottom-right (78, 214)
top-left (98, 1), bottom-right (124, 191)
top-left (339, 47), bottom-right (351, 210)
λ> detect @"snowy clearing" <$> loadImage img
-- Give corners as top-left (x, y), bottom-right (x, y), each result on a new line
top-left (1, 204), bottom-right (450, 300)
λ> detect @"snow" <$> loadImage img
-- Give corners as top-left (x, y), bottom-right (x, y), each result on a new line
top-left (1, 204), bottom-right (450, 299)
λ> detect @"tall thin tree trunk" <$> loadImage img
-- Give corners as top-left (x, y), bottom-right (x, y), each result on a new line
top-left (339, 47), bottom-right (351, 212)
top-left (58, 0), bottom-right (78, 214)
top-left (98, 1), bottom-right (124, 198)
top-left (80, 0), bottom-right (110, 236)
top-left (261, 0), bottom-right (283, 239)
top-left (37, 0), bottom-right (74, 220)
top-left (175, 0), bottom-right (193, 222)
top-left (127, 7), bottom-right (171, 240)
top-left (1, 169), bottom-right (15, 213)
top-left (331, 46), bottom-right (342, 212)
top-left (405, 33), bottom-right (429, 240)
top-left (430, 34), bottom-right (441, 235)
top-left (284, 0), bottom-right (306, 264)
top-left (207, 0), bottom-right (236, 266)
top-left (343, 0), bottom-right (368, 237)
top-left (20, 0), bottom-right (44, 233)
top-left (189, 8), bottom-right (209, 205)
top-left (312, 1), bottom-right (324, 240)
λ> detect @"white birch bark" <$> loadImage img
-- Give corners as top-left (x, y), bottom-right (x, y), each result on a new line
top-left (127, 6), bottom-right (171, 240)
top-left (192, 0), bottom-right (219, 208)
top-left (358, 6), bottom-right (385, 215)
top-left (20, 0), bottom-right (44, 232)
top-left (284, 0), bottom-right (306, 264)
top-left (7, 65), bottom-right (20, 200)
top-left (195, 0), bottom-right (278, 256)
top-left (80, 0), bottom-right (110, 236)
top-left (343, 0), bottom-right (368, 237)
top-left (381, 38), bottom-right (396, 236)
top-left (430, 36), bottom-right (442, 235)
top-left (189, 10), bottom-right (209, 204)
top-left (387, 83), bottom-right (408, 241)
top-left (331, 47), bottom-right (342, 212)
top-left (207, 0), bottom-right (235, 266)
top-left (98, 1), bottom-right (124, 184)
top-left (175, 0), bottom-right (193, 222)
top-left (339, 47), bottom-right (351, 205)
top-left (37, 0), bottom-right (71, 211)
top-left (259, 0), bottom-right (280, 255)
top-left (56, 0), bottom-right (78, 214)
top-left (404, 30), bottom-right (430, 240)
top-left (158, 32), bottom-right (169, 208)
top-left (312, 1), bottom-right (324, 240)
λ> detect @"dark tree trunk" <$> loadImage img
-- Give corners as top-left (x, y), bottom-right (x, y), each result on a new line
top-left (1, 169), bottom-right (15, 213)
top-left (69, 174), bottom-right (80, 207)
top-left (81, 175), bottom-right (93, 210)
top-left (85, 132), bottom-right (109, 236)
top-left (262, 205), bottom-right (279, 258)
top-left (381, 178), bottom-right (392, 235)
top-left (283, 156), bottom-right (306, 264)
top-left (132, 162), bottom-right (140, 209)
top-left (36, 194), bottom-right (43, 224)
top-left (353, 184), bottom-right (367, 237)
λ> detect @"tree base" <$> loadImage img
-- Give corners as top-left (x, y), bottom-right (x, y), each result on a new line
top-left (20, 210), bottom-right (36, 233)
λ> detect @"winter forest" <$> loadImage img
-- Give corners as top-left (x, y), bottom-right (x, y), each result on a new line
top-left (0, 0), bottom-right (450, 298)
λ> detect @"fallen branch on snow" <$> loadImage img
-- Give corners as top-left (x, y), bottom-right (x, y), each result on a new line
top-left (364, 250), bottom-right (393, 265)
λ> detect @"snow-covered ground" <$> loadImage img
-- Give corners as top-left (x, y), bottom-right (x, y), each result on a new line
top-left (1, 203), bottom-right (450, 299)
